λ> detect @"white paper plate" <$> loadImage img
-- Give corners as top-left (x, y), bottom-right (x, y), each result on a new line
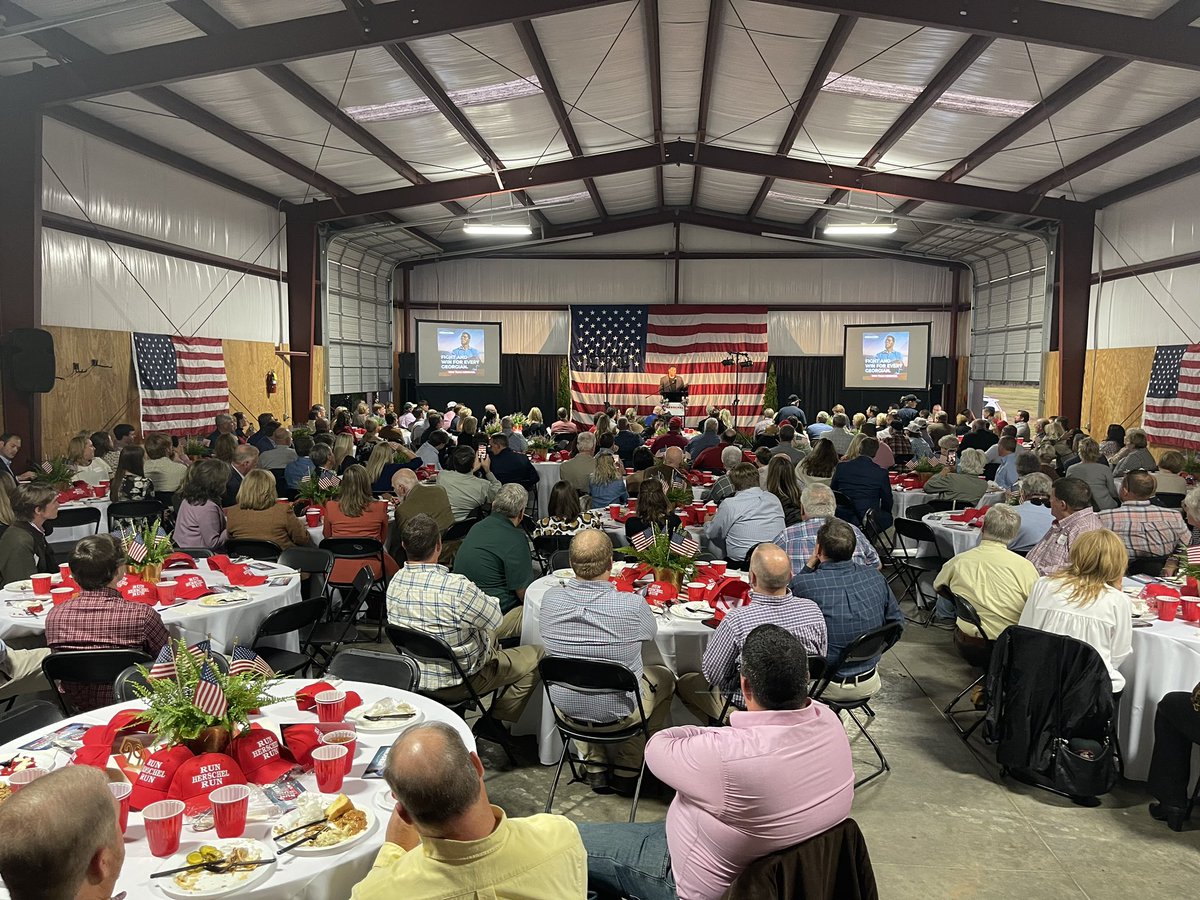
top-left (345, 701), bottom-right (425, 734)
top-left (670, 601), bottom-right (713, 621)
top-left (374, 788), bottom-right (396, 814)
top-left (276, 807), bottom-right (375, 855)
top-left (3, 577), bottom-right (61, 594)
top-left (198, 591), bottom-right (254, 607)
top-left (152, 839), bottom-right (274, 898)
top-left (552, 568), bottom-right (574, 579)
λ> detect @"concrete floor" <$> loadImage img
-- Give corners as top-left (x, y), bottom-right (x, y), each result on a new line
top-left (469, 622), bottom-right (1200, 899)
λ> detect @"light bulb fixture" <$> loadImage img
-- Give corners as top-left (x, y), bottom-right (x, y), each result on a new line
top-left (823, 222), bottom-right (898, 237)
top-left (462, 222), bottom-right (534, 237)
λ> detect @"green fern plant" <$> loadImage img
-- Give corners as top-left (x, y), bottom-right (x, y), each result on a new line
top-left (31, 457), bottom-right (74, 487)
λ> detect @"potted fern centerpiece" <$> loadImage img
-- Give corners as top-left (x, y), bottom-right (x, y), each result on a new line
top-left (509, 412), bottom-right (527, 431)
top-left (666, 483), bottom-right (694, 510)
top-left (528, 436), bottom-right (555, 461)
top-left (184, 439), bottom-right (210, 462)
top-left (912, 457), bottom-right (944, 486)
top-left (31, 457), bottom-right (75, 490)
top-left (618, 525), bottom-right (697, 590)
top-left (295, 471), bottom-right (341, 514)
top-left (483, 421), bottom-right (503, 437)
top-left (119, 518), bottom-right (173, 584)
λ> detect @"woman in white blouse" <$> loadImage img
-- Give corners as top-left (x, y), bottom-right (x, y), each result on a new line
top-left (1019, 528), bottom-right (1133, 693)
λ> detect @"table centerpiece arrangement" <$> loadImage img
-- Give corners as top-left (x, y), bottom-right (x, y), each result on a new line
top-left (119, 517), bottom-right (174, 584)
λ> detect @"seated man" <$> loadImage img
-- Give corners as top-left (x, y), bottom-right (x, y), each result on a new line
top-left (257, 427), bottom-right (298, 470)
top-left (486, 432), bottom-right (538, 491)
top-left (578, 625), bottom-right (854, 900)
top-left (0, 637), bottom-right (50, 703)
top-left (285, 433), bottom-right (317, 488)
top-left (1027, 477), bottom-right (1102, 576)
top-left (992, 435), bottom-right (1022, 490)
top-left (790, 519), bottom-right (903, 703)
top-left (540, 529), bottom-right (676, 796)
top-left (774, 483), bottom-right (880, 571)
top-left (439, 445), bottom-right (501, 523)
top-left (452, 484), bottom-right (536, 617)
top-left (699, 445), bottom-right (747, 504)
top-left (0, 766), bottom-right (127, 900)
top-left (933, 505), bottom-right (1038, 659)
top-left (705, 462), bottom-right (786, 566)
top-left (352, 722), bottom-right (585, 899)
top-left (387, 515), bottom-right (539, 729)
top-left (685, 418), bottom-right (721, 460)
top-left (560, 432), bottom-right (597, 494)
top-left (1147, 681), bottom-right (1200, 833)
top-left (1011, 472), bottom-right (1055, 553)
top-left (692, 429), bottom-right (740, 472)
top-left (415, 429), bottom-right (449, 470)
top-left (830, 437), bottom-right (892, 529)
top-left (678, 544), bottom-right (826, 723)
top-left (45, 534), bottom-right (169, 711)
top-left (613, 417), bottom-right (641, 464)
top-left (499, 416), bottom-right (528, 454)
top-left (1098, 469), bottom-right (1191, 560)
top-left (388, 469), bottom-right (453, 556)
top-left (649, 417), bottom-right (689, 454)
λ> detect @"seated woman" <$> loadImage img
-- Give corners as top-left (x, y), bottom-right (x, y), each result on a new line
top-left (523, 406), bottom-right (547, 438)
top-left (794, 437), bottom-right (837, 489)
top-left (1112, 426), bottom-right (1158, 476)
top-left (331, 433), bottom-right (357, 475)
top-left (623, 474), bottom-right (680, 541)
top-left (322, 464), bottom-right (399, 583)
top-left (1018, 529), bottom-right (1131, 694)
top-left (143, 432), bottom-right (188, 496)
top-left (172, 459), bottom-right (229, 551)
top-left (924, 447), bottom-right (989, 505)
top-left (588, 451), bottom-right (629, 510)
top-left (1099, 424), bottom-right (1125, 460)
top-left (225, 469), bottom-right (312, 551)
top-left (364, 443), bottom-right (419, 494)
top-left (1146, 681), bottom-right (1200, 832)
top-left (623, 446), bottom-right (657, 497)
top-left (534, 480), bottom-right (601, 538)
top-left (1066, 438), bottom-right (1119, 510)
top-left (66, 434), bottom-right (111, 487)
top-left (765, 455), bottom-right (804, 527)
top-left (212, 432), bottom-right (239, 464)
top-left (0, 483), bottom-right (58, 582)
top-left (1153, 450), bottom-right (1190, 496)
top-left (109, 446), bottom-right (153, 503)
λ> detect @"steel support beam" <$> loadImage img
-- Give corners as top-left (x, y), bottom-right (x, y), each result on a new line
top-left (286, 217), bottom-right (319, 424)
top-left (1089, 153), bottom-right (1200, 209)
top-left (0, 107), bottom-right (43, 461)
top-left (643, 0), bottom-right (665, 208)
top-left (1056, 213), bottom-right (1096, 425)
top-left (690, 0), bottom-right (724, 208)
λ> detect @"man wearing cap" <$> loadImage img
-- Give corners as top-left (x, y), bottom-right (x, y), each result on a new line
top-left (906, 418), bottom-right (933, 460)
top-left (880, 415), bottom-right (912, 457)
top-left (896, 395), bottom-right (920, 425)
top-left (649, 418), bottom-right (688, 454)
top-left (775, 394), bottom-right (806, 427)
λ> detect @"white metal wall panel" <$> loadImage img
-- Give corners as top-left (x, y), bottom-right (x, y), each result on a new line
top-left (406, 309), bottom-right (570, 355)
top-left (411, 259), bottom-right (670, 305)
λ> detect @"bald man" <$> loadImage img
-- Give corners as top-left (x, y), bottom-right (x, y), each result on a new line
top-left (388, 468), bottom-right (453, 559)
top-left (352, 721), bottom-right (586, 899)
top-left (661, 445), bottom-right (688, 481)
top-left (677, 543), bottom-right (828, 723)
top-left (0, 766), bottom-right (126, 900)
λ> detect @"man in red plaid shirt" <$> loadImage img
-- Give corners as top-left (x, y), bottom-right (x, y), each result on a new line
top-left (45, 534), bottom-right (169, 711)
top-left (1098, 470), bottom-right (1191, 560)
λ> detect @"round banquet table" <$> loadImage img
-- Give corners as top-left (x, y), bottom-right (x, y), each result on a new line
top-left (0, 679), bottom-right (473, 900)
top-left (0, 563), bottom-right (304, 654)
top-left (920, 512), bottom-right (983, 558)
top-left (593, 510), bottom-right (712, 555)
top-left (892, 486), bottom-right (1005, 521)
top-left (51, 496), bottom-right (112, 542)
top-left (532, 461), bottom-right (562, 519)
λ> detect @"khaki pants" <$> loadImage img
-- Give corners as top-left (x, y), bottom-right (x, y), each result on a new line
top-left (494, 607), bottom-right (523, 642)
top-left (819, 669), bottom-right (881, 704)
top-left (566, 665), bottom-right (676, 775)
top-left (0, 646), bottom-right (51, 702)
top-left (431, 640), bottom-right (542, 724)
top-left (676, 671), bottom-right (734, 724)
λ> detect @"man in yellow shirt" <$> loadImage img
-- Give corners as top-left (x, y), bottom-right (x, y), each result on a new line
top-left (352, 722), bottom-right (587, 899)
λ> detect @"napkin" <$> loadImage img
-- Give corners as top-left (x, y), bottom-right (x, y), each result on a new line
top-left (207, 555), bottom-right (267, 586)
top-left (613, 562), bottom-right (651, 593)
top-left (949, 507), bottom-right (988, 526)
top-left (293, 681), bottom-right (363, 713)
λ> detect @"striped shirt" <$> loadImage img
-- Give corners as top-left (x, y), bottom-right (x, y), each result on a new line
top-left (385, 562), bottom-right (502, 689)
top-left (1027, 508), bottom-right (1103, 576)
top-left (774, 517), bottom-right (880, 571)
top-left (701, 590), bottom-right (828, 708)
top-left (1097, 500), bottom-right (1190, 559)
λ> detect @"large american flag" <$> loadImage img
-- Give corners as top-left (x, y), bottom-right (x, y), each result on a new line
top-left (570, 305), bottom-right (768, 429)
top-left (1143, 344), bottom-right (1200, 450)
top-left (132, 333), bottom-right (229, 436)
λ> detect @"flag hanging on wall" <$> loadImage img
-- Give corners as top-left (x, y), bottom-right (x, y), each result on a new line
top-left (1143, 344), bottom-right (1200, 451)
top-left (569, 305), bottom-right (768, 429)
top-left (132, 334), bottom-right (229, 437)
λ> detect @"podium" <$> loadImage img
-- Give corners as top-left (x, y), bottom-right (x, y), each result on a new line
top-left (660, 389), bottom-right (688, 404)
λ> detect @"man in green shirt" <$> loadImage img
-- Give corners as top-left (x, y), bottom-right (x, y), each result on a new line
top-left (453, 483), bottom-right (535, 624)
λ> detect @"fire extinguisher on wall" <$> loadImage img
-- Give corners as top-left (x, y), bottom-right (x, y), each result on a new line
top-left (266, 371), bottom-right (278, 395)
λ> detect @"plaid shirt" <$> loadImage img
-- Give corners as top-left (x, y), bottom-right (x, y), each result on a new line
top-left (386, 562), bottom-right (502, 689)
top-left (774, 518), bottom-right (880, 571)
top-left (702, 590), bottom-right (827, 708)
top-left (790, 561), bottom-right (903, 677)
top-left (881, 431), bottom-right (912, 455)
top-left (1097, 500), bottom-right (1191, 559)
top-left (701, 474), bottom-right (736, 505)
top-left (1027, 508), bottom-right (1103, 576)
top-left (539, 578), bottom-right (656, 723)
top-left (44, 587), bottom-right (170, 711)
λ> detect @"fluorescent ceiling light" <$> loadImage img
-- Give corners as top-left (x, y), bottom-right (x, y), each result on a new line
top-left (822, 72), bottom-right (1035, 119)
top-left (345, 76), bottom-right (542, 123)
top-left (463, 222), bottom-right (534, 237)
top-left (823, 222), bottom-right (898, 236)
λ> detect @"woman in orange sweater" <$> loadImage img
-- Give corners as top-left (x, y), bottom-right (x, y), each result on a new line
top-left (322, 464), bottom-right (399, 584)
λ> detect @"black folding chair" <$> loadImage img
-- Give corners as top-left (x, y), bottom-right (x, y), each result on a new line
top-left (113, 665), bottom-right (153, 702)
top-left (905, 500), bottom-right (955, 519)
top-left (319, 538), bottom-right (386, 640)
top-left (889, 517), bottom-right (946, 623)
top-left (548, 549), bottom-right (572, 572)
top-left (226, 539), bottom-right (283, 562)
top-left (1155, 492), bottom-right (1185, 510)
top-left (862, 508), bottom-right (896, 571)
top-left (107, 500), bottom-right (163, 532)
top-left (47, 506), bottom-right (101, 557)
top-left (811, 622), bottom-right (903, 787)
top-left (532, 535), bottom-right (572, 574)
top-left (307, 568), bottom-right (376, 669)
top-left (443, 515), bottom-right (482, 543)
top-left (250, 599), bottom-right (326, 676)
top-left (0, 701), bottom-right (64, 745)
top-left (833, 490), bottom-right (862, 527)
top-left (537, 657), bottom-right (651, 822)
top-left (385, 624), bottom-right (517, 764)
top-left (328, 648), bottom-right (420, 692)
top-left (41, 650), bottom-right (154, 715)
top-left (941, 594), bottom-right (993, 740)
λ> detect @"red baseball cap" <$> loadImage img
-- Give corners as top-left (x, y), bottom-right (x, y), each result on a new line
top-left (281, 725), bottom-right (322, 770)
top-left (229, 725), bottom-right (296, 784)
top-left (168, 752), bottom-right (247, 814)
top-left (174, 573), bottom-right (211, 601)
top-left (120, 578), bottom-right (159, 605)
top-left (130, 745), bottom-right (194, 810)
top-left (645, 581), bottom-right (678, 604)
top-left (669, 417), bottom-right (682, 429)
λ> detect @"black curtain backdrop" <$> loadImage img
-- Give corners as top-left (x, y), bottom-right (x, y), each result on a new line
top-left (399, 353), bottom-right (564, 417)
top-left (770, 356), bottom-right (949, 418)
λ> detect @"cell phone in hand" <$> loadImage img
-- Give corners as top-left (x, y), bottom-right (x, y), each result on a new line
top-left (477, 446), bottom-right (487, 460)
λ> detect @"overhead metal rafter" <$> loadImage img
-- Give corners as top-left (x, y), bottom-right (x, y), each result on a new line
top-left (1089, 153), bottom-right (1200, 209)
top-left (804, 34), bottom-right (992, 232)
top-left (643, 0), bottom-right (665, 208)
top-left (746, 14), bottom-right (855, 220)
top-left (690, 0), bottom-right (724, 208)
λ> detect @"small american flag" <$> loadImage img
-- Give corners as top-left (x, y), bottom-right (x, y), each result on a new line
top-left (318, 472), bottom-right (340, 490)
top-left (670, 532), bottom-right (700, 557)
top-left (228, 645), bottom-right (273, 677)
top-left (631, 527), bottom-right (656, 551)
top-left (1187, 545), bottom-right (1200, 566)
top-left (299, 473), bottom-right (311, 483)
top-left (40, 460), bottom-right (53, 473)
top-left (126, 536), bottom-right (148, 564)
top-left (148, 644), bottom-right (176, 680)
top-left (1144, 344), bottom-right (1200, 450)
top-left (192, 664), bottom-right (228, 719)
top-left (132, 333), bottom-right (229, 437)
top-left (187, 640), bottom-right (212, 660)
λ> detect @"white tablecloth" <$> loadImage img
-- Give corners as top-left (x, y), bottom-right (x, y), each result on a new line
top-left (0, 679), bottom-right (472, 900)
top-left (0, 565), bottom-right (304, 653)
top-left (892, 487), bottom-right (1004, 520)
top-left (921, 513), bottom-right (983, 558)
top-left (52, 497), bottom-right (112, 542)
top-left (532, 462), bottom-right (561, 519)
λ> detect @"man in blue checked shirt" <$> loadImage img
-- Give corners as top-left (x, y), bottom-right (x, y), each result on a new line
top-left (704, 463), bottom-right (786, 565)
top-left (790, 519), bottom-right (903, 704)
top-left (540, 529), bottom-right (676, 797)
top-left (677, 543), bottom-right (826, 724)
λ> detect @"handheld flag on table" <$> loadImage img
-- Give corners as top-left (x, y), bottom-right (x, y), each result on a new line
top-left (318, 472), bottom-right (340, 490)
top-left (187, 640), bottom-right (212, 661)
top-left (192, 664), bottom-right (228, 719)
top-left (148, 644), bottom-right (177, 680)
top-left (40, 460), bottom-right (53, 473)
top-left (299, 473), bottom-right (311, 483)
top-left (631, 527), bottom-right (656, 551)
top-left (1187, 545), bottom-right (1200, 566)
top-left (229, 645), bottom-right (274, 677)
top-left (669, 532), bottom-right (700, 557)
top-left (126, 535), bottom-right (148, 564)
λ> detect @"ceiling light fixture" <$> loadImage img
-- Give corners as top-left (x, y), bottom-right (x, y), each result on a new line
top-left (821, 72), bottom-right (1035, 119)
top-left (823, 222), bottom-right (898, 236)
top-left (345, 76), bottom-right (543, 123)
top-left (462, 222), bottom-right (534, 237)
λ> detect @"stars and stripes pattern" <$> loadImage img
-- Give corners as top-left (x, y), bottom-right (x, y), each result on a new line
top-left (1187, 545), bottom-right (1200, 566)
top-left (40, 460), bottom-right (53, 473)
top-left (126, 536), bottom-right (148, 564)
top-left (630, 527), bottom-right (656, 551)
top-left (669, 532), bottom-right (700, 557)
top-left (192, 663), bottom-right (228, 719)
top-left (187, 640), bottom-right (212, 660)
top-left (1143, 344), bottom-right (1200, 451)
top-left (569, 305), bottom-right (769, 429)
top-left (148, 644), bottom-right (177, 680)
top-left (132, 333), bottom-right (229, 437)
top-left (318, 472), bottom-right (340, 490)
top-left (228, 645), bottom-right (273, 677)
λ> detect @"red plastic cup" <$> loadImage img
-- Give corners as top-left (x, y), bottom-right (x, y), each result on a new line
top-left (706, 502), bottom-right (718, 516)
top-left (8, 767), bottom-right (47, 792)
top-left (709, 560), bottom-right (727, 577)
top-left (156, 581), bottom-right (177, 606)
top-left (142, 799), bottom-right (185, 857)
top-left (1183, 598), bottom-right (1200, 623)
top-left (1184, 577), bottom-right (1199, 598)
top-left (50, 587), bottom-right (73, 606)
top-left (320, 729), bottom-right (358, 775)
top-left (1159, 600), bottom-right (1179, 622)
top-left (93, 485), bottom-right (107, 498)
top-left (312, 745), bottom-right (348, 793)
top-left (210, 784), bottom-right (250, 838)
top-left (608, 503), bottom-right (621, 518)
top-left (315, 689), bottom-right (347, 723)
top-left (305, 508), bottom-right (321, 527)
top-left (108, 782), bottom-right (132, 834)
top-left (676, 508), bottom-right (690, 526)
top-left (627, 498), bottom-right (637, 512)
top-left (30, 574), bottom-right (51, 596)
top-left (686, 581), bottom-right (706, 601)
top-left (58, 563), bottom-right (72, 580)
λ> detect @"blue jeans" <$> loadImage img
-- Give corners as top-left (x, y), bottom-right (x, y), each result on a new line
top-left (576, 821), bottom-right (677, 900)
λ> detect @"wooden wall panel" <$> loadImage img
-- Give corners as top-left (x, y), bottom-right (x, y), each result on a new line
top-left (222, 339), bottom-right (290, 428)
top-left (310, 345), bottom-right (326, 411)
top-left (1043, 351), bottom-right (1060, 418)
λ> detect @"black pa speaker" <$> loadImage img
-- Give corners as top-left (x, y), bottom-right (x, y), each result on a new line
top-left (1, 328), bottom-right (55, 393)
top-left (930, 356), bottom-right (951, 386)
top-left (397, 353), bottom-right (416, 381)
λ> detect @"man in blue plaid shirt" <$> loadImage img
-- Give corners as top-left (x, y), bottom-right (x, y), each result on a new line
top-left (790, 518), bottom-right (903, 703)
top-left (773, 484), bottom-right (881, 571)
top-left (677, 543), bottom-right (827, 723)
top-left (540, 530), bottom-right (676, 796)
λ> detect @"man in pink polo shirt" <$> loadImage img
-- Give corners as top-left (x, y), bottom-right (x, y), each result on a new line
top-left (577, 624), bottom-right (855, 900)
